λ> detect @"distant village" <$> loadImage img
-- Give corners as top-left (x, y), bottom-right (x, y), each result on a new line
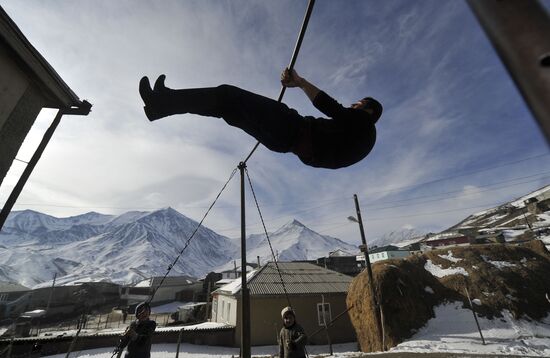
top-left (1, 190), bottom-right (547, 350)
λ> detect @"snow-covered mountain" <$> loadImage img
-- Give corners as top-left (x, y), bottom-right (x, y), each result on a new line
top-left (0, 209), bottom-right (357, 288)
top-left (217, 219), bottom-right (358, 272)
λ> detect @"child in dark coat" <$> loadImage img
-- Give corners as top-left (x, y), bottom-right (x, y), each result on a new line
top-left (118, 302), bottom-right (157, 358)
top-left (279, 306), bottom-right (307, 358)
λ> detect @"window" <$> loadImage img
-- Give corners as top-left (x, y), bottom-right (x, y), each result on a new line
top-left (212, 299), bottom-right (218, 319)
top-left (227, 303), bottom-right (231, 321)
top-left (317, 303), bottom-right (331, 326)
top-left (221, 301), bottom-right (225, 319)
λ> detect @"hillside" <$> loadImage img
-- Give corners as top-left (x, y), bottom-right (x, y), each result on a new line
top-left (347, 240), bottom-right (550, 352)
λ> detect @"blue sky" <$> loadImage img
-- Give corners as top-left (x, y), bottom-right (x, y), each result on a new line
top-left (1, 0), bottom-right (549, 245)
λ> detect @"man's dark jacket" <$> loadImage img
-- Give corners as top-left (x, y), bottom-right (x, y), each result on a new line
top-left (296, 91), bottom-right (377, 169)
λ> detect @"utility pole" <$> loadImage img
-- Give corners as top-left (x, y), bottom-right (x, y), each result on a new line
top-left (238, 162), bottom-right (251, 358)
top-left (351, 194), bottom-right (384, 351)
top-left (45, 273), bottom-right (57, 313)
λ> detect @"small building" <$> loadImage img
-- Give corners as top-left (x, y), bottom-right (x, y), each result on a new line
top-left (361, 245), bottom-right (410, 264)
top-left (126, 276), bottom-right (198, 305)
top-left (474, 232), bottom-right (505, 244)
top-left (0, 282), bottom-right (31, 319)
top-left (524, 197), bottom-right (550, 215)
top-left (30, 282), bottom-right (120, 317)
top-left (316, 249), bottom-right (364, 277)
top-left (421, 232), bottom-right (472, 250)
top-left (211, 262), bottom-right (356, 346)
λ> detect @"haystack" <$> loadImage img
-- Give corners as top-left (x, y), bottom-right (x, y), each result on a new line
top-left (346, 240), bottom-right (550, 352)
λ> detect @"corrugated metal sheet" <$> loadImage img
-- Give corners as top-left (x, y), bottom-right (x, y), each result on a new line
top-left (247, 262), bottom-right (352, 296)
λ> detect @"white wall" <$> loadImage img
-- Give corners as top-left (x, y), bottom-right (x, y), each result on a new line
top-left (212, 294), bottom-right (237, 325)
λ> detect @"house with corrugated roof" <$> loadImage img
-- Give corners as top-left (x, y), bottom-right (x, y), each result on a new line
top-left (211, 261), bottom-right (356, 346)
top-left (0, 281), bottom-right (31, 319)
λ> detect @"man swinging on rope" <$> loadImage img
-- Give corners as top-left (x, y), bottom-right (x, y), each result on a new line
top-left (139, 69), bottom-right (382, 169)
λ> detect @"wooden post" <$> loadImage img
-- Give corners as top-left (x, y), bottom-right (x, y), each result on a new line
top-left (175, 327), bottom-right (185, 358)
top-left (321, 295), bottom-right (333, 355)
top-left (352, 194), bottom-right (384, 351)
top-left (464, 286), bottom-right (485, 345)
top-left (64, 327), bottom-right (82, 358)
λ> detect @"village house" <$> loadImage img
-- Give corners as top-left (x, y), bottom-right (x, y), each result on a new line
top-left (359, 245), bottom-right (410, 264)
top-left (122, 276), bottom-right (199, 306)
top-left (0, 282), bottom-right (31, 319)
top-left (29, 282), bottom-right (120, 317)
top-left (211, 261), bottom-right (356, 346)
top-left (420, 232), bottom-right (473, 250)
top-left (316, 249), bottom-right (364, 276)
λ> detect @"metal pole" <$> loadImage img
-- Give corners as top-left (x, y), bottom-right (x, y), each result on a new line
top-left (0, 101), bottom-right (91, 232)
top-left (45, 273), bottom-right (57, 313)
top-left (353, 194), bottom-right (384, 351)
top-left (467, 0), bottom-right (550, 144)
top-left (238, 162), bottom-right (250, 358)
top-left (243, 0), bottom-right (316, 163)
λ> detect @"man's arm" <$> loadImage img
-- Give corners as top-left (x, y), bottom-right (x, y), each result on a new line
top-left (281, 68), bottom-right (319, 102)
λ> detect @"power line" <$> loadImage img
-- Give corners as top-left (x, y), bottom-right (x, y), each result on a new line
top-left (10, 153), bottom-right (549, 212)
top-left (212, 174), bottom-right (550, 233)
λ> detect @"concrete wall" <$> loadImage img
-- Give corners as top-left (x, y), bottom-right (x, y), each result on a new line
top-left (0, 44), bottom-right (46, 187)
top-left (232, 294), bottom-right (356, 347)
top-left (212, 295), bottom-right (237, 326)
top-left (0, 328), bottom-right (235, 356)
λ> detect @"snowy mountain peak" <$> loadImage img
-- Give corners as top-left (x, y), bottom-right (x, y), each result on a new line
top-left (278, 219), bottom-right (308, 234)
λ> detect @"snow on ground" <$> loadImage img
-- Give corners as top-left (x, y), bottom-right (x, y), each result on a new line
top-left (424, 260), bottom-right (468, 278)
top-left (510, 185), bottom-right (550, 207)
top-left (438, 251), bottom-right (462, 263)
top-left (44, 342), bottom-right (359, 358)
top-left (502, 229), bottom-right (527, 242)
top-left (38, 303), bottom-right (550, 357)
top-left (480, 255), bottom-right (517, 269)
top-left (390, 302), bottom-right (550, 356)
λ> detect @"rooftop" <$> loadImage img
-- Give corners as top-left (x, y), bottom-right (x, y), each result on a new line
top-left (216, 262), bottom-right (353, 296)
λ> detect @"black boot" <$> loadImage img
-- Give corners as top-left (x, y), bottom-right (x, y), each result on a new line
top-left (139, 75), bottom-right (223, 121)
top-left (139, 75), bottom-right (174, 121)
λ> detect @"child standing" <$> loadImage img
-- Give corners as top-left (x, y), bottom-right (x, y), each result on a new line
top-left (279, 306), bottom-right (307, 358)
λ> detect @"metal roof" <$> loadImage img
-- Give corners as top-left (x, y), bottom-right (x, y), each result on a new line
top-left (0, 281), bottom-right (30, 292)
top-left (219, 262), bottom-right (352, 296)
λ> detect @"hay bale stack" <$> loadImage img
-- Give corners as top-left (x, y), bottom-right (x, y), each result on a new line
top-left (346, 240), bottom-right (550, 352)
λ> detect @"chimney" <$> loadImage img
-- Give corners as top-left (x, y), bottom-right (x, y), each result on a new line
top-left (257, 256), bottom-right (261, 267)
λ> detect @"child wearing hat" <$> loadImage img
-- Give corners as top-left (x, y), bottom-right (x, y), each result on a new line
top-left (279, 306), bottom-right (307, 358)
top-left (117, 302), bottom-right (157, 358)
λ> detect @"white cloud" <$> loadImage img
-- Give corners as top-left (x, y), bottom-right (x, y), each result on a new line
top-left (1, 0), bottom-right (548, 244)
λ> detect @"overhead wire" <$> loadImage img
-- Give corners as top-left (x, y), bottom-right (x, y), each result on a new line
top-left (11, 153), bottom-right (549, 212)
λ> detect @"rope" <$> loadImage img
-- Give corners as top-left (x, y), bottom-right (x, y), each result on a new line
top-left (148, 167), bottom-right (238, 303)
top-left (243, 0), bottom-right (316, 164)
top-left (244, 168), bottom-right (292, 308)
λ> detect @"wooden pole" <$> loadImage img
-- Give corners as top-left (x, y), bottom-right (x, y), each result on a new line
top-left (353, 194), bottom-right (384, 351)
top-left (464, 286), bottom-right (485, 345)
top-left (175, 327), bottom-right (185, 358)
